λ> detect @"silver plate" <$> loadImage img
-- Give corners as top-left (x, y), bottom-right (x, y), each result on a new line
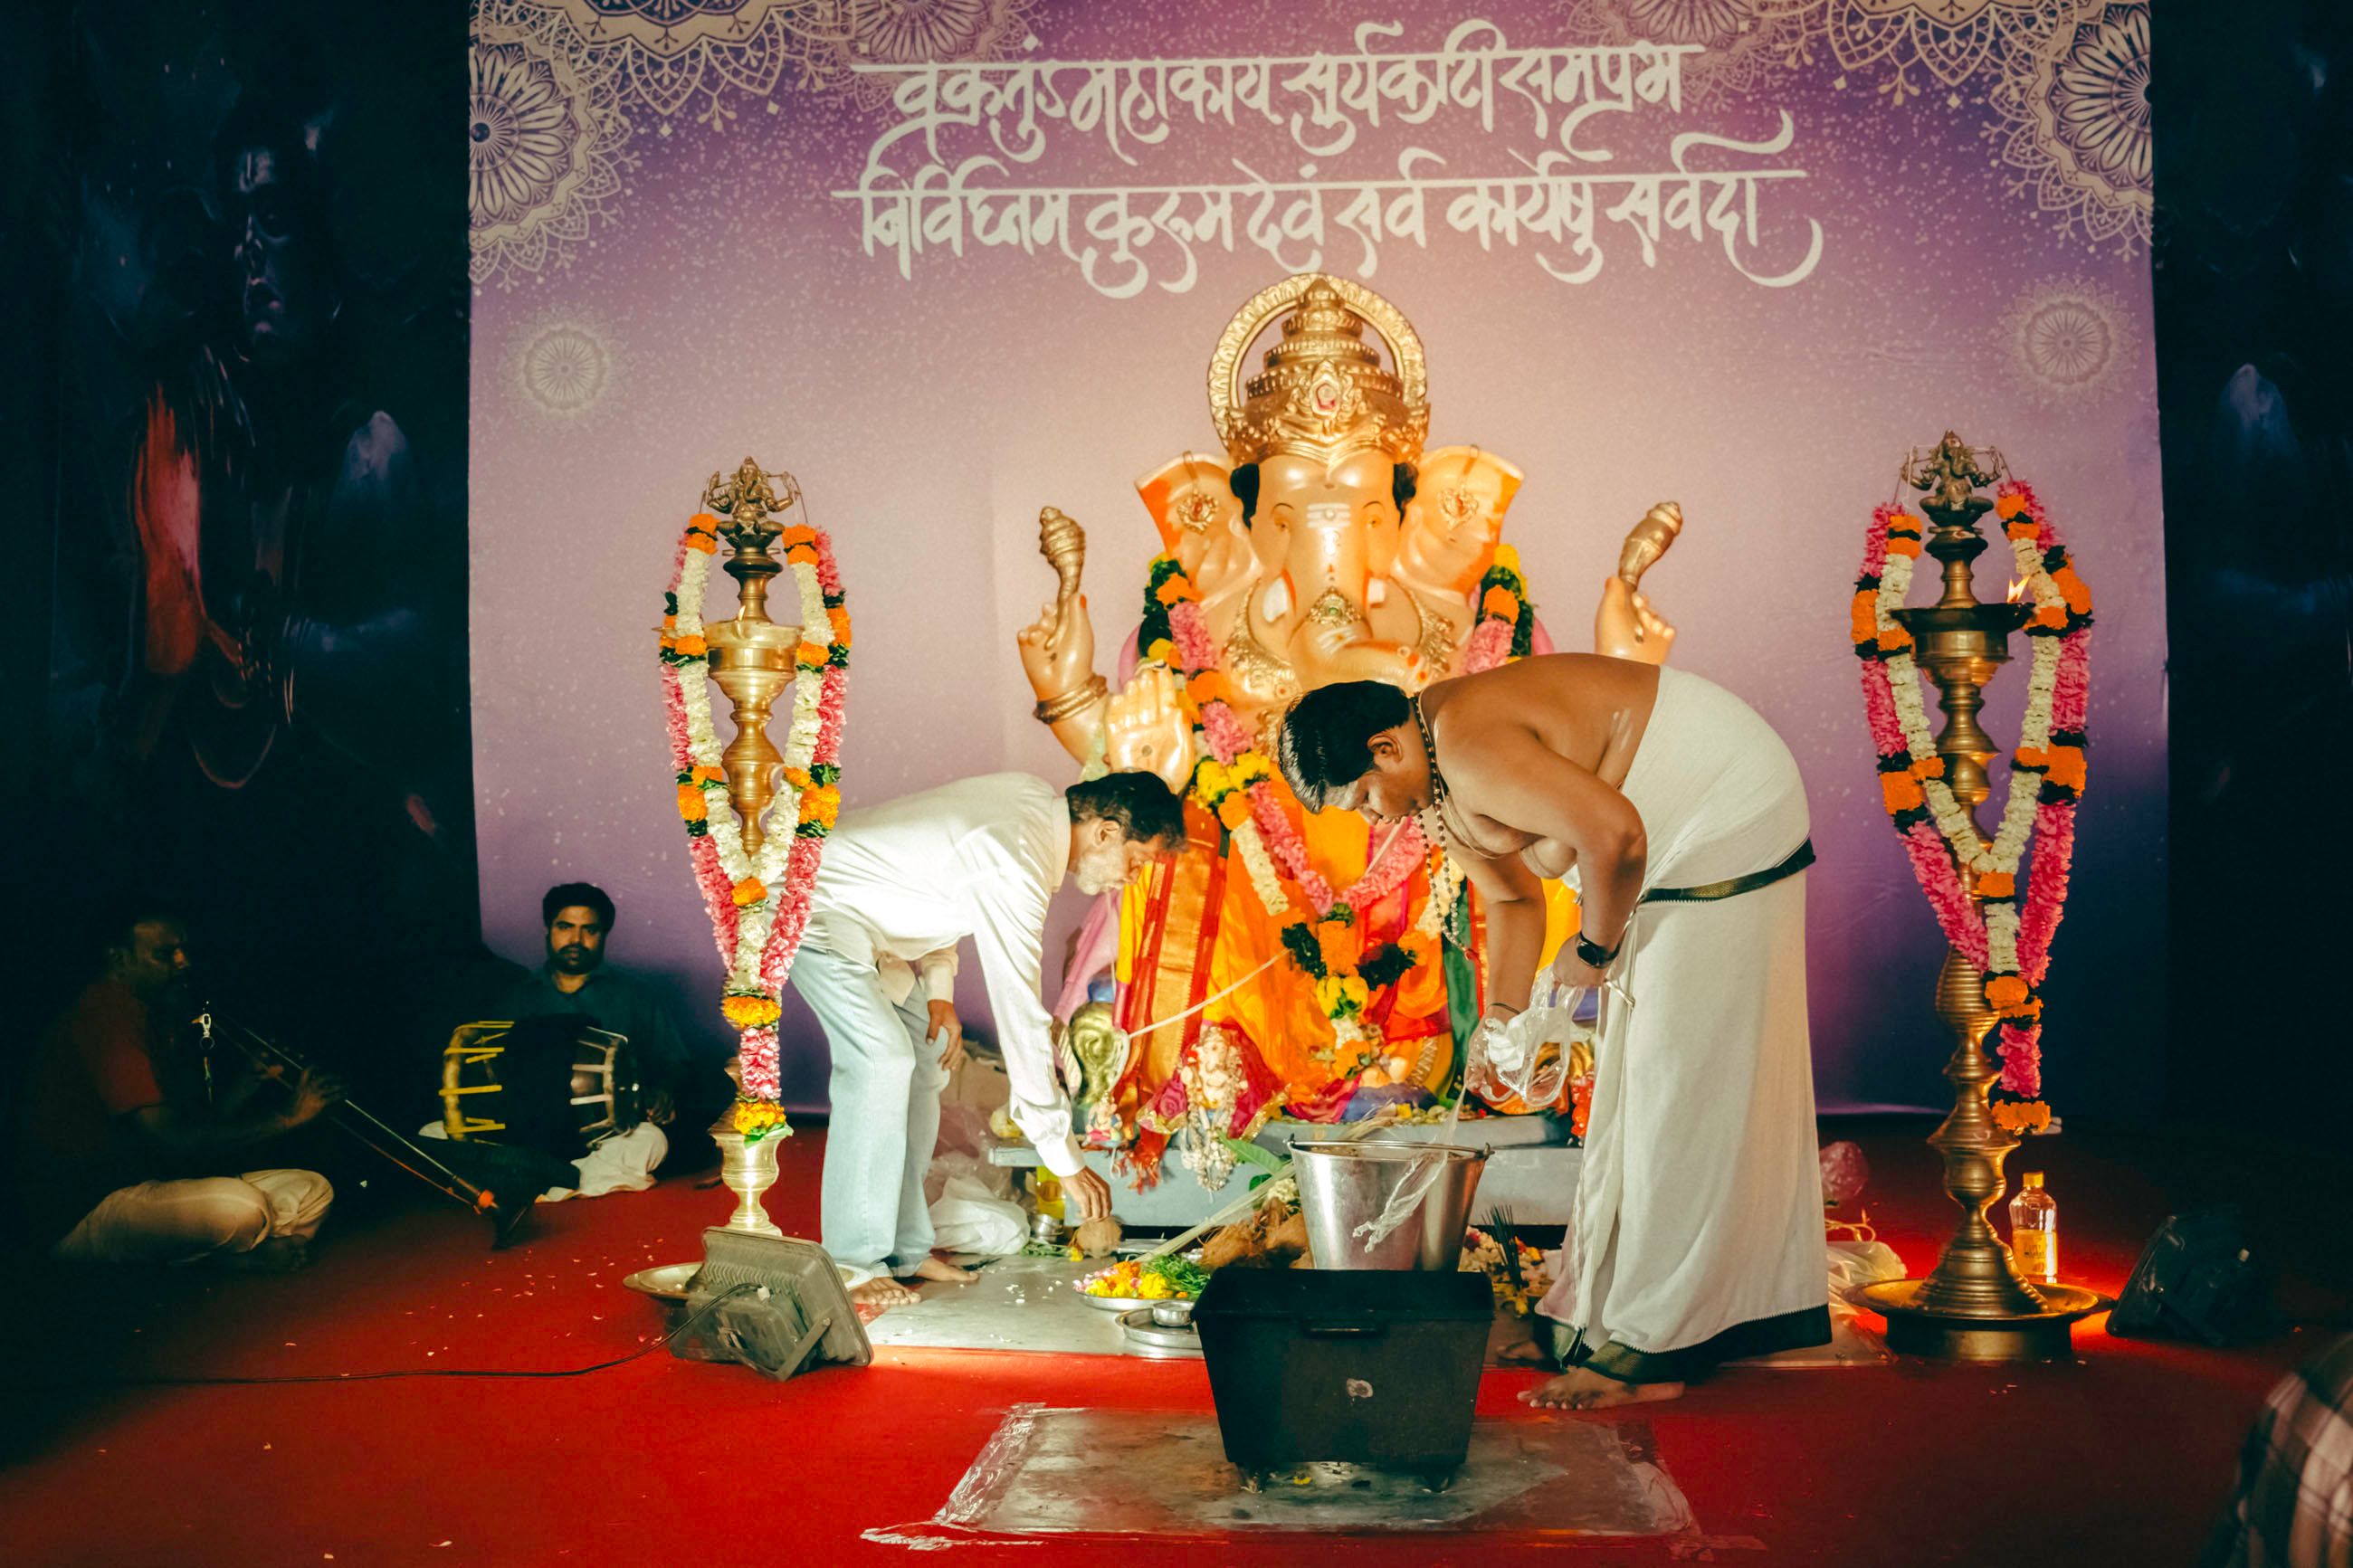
top-left (622, 1261), bottom-right (701, 1300)
top-left (1118, 1307), bottom-right (1204, 1358)
top-left (1075, 1289), bottom-right (1156, 1313)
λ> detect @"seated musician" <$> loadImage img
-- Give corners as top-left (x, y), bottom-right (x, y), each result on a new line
top-left (455, 882), bottom-right (707, 1185)
top-left (13, 905), bottom-right (340, 1269)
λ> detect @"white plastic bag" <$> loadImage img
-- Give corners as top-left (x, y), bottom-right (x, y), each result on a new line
top-left (928, 1172), bottom-right (1029, 1257)
top-left (1466, 975), bottom-right (1596, 1108)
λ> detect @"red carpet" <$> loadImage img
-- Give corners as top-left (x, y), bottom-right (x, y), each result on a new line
top-left (1, 1117), bottom-right (2345, 1567)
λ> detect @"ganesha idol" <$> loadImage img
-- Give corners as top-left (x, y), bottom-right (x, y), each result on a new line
top-left (1018, 273), bottom-right (1679, 1188)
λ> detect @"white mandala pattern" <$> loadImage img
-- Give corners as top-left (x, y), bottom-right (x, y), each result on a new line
top-left (470, 0), bottom-right (636, 289)
top-left (1756, 0), bottom-right (2103, 107)
top-left (525, 0), bottom-right (1037, 127)
top-left (510, 312), bottom-right (624, 423)
top-left (1988, 2), bottom-right (2152, 252)
top-left (2004, 276), bottom-right (2134, 404)
top-left (1558, 0), bottom-right (1811, 101)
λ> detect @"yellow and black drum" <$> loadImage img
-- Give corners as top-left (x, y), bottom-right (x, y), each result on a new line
top-left (443, 1017), bottom-right (643, 1160)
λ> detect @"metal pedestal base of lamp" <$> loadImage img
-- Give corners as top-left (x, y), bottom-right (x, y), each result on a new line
top-left (712, 1127), bottom-right (784, 1238)
top-left (1857, 1278), bottom-right (2107, 1362)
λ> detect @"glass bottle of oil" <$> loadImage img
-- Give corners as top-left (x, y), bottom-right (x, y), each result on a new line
top-left (2008, 1172), bottom-right (2058, 1284)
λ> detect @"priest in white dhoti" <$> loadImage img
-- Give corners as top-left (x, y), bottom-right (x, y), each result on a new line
top-left (1278, 656), bottom-right (1829, 1408)
top-left (794, 771), bottom-right (1186, 1311)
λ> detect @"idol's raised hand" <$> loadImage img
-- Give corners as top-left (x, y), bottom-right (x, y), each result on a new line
top-left (1595, 576), bottom-right (1675, 665)
top-left (1103, 665), bottom-right (1196, 794)
top-left (1017, 591), bottom-right (1096, 701)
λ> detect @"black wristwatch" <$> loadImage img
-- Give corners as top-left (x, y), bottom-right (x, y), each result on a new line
top-left (1573, 931), bottom-right (1620, 969)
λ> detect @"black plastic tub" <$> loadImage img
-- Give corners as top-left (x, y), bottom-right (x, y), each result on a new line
top-left (1193, 1267), bottom-right (1492, 1476)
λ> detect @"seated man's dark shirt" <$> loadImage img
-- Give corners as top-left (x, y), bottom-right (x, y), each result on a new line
top-left (13, 982), bottom-right (173, 1248)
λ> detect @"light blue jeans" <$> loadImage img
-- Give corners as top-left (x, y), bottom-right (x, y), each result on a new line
top-left (791, 940), bottom-right (947, 1284)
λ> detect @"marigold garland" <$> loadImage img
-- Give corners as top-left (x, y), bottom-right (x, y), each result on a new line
top-left (1853, 480), bottom-right (2091, 1125)
top-left (1133, 549), bottom-right (1534, 1063)
top-left (660, 509), bottom-right (851, 1140)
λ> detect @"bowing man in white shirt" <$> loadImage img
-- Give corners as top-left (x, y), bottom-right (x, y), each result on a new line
top-left (795, 770), bottom-right (1186, 1310)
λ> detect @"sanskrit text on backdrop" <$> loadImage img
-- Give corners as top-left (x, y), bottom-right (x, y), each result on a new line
top-left (832, 19), bottom-right (1826, 298)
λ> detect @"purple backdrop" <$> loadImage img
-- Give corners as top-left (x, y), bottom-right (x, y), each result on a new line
top-left (467, 0), bottom-right (2160, 1116)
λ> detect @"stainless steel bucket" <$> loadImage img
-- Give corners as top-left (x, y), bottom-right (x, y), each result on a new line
top-left (1291, 1142), bottom-right (1490, 1270)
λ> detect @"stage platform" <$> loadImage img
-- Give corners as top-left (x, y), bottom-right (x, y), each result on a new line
top-left (984, 1113), bottom-right (1581, 1226)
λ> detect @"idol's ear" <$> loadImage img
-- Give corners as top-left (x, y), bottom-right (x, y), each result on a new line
top-left (1136, 452), bottom-right (1243, 555)
top-left (1396, 445), bottom-right (1526, 599)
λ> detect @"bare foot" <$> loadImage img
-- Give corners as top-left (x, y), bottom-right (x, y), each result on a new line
top-left (1518, 1367), bottom-right (1684, 1411)
top-left (220, 1237), bottom-right (310, 1274)
top-left (1495, 1337), bottom-right (1552, 1366)
top-left (850, 1276), bottom-right (920, 1312)
top-left (903, 1255), bottom-right (976, 1286)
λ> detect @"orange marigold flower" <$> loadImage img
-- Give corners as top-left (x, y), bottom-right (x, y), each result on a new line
top-left (2015, 746), bottom-right (2050, 772)
top-left (1984, 975), bottom-right (2031, 1008)
top-left (662, 614), bottom-right (676, 632)
top-left (2006, 518), bottom-right (2041, 542)
top-left (1215, 793), bottom-right (1252, 832)
top-left (783, 766), bottom-right (814, 792)
top-left (1976, 870), bottom-right (2016, 899)
top-left (721, 994), bottom-right (781, 1029)
top-left (1481, 585), bottom-right (1521, 621)
top-left (1316, 923), bottom-right (1357, 974)
top-left (778, 526), bottom-right (817, 550)
top-left (795, 640), bottom-right (830, 667)
top-left (1186, 670), bottom-right (1227, 707)
top-left (677, 783), bottom-right (709, 822)
top-left (691, 765), bottom-right (726, 785)
top-left (2045, 746), bottom-right (2088, 794)
top-left (1851, 591), bottom-right (1880, 647)
top-left (1876, 626), bottom-right (1913, 653)
top-left (2030, 603), bottom-right (2069, 632)
top-left (686, 533), bottom-right (718, 555)
top-left (785, 545), bottom-right (819, 567)
top-left (1887, 535), bottom-right (1922, 558)
top-left (828, 605), bottom-right (853, 648)
top-left (799, 786), bottom-right (842, 829)
top-left (1990, 1099), bottom-right (2052, 1135)
top-left (674, 635), bottom-right (708, 658)
top-left (1910, 755), bottom-right (1947, 781)
top-left (731, 877), bottom-right (767, 907)
top-left (2052, 566), bottom-right (2093, 616)
top-left (1880, 772), bottom-right (1925, 813)
top-left (1995, 494), bottom-right (2026, 521)
top-left (1155, 574), bottom-right (1196, 606)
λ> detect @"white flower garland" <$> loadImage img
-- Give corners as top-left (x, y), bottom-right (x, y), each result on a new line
top-left (671, 543), bottom-right (829, 998)
top-left (1872, 512), bottom-right (2071, 987)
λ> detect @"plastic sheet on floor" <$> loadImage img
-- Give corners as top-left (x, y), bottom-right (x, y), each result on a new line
top-left (876, 1403), bottom-right (1705, 1542)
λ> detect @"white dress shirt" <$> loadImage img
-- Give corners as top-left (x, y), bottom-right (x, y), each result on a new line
top-left (804, 773), bottom-right (1082, 1175)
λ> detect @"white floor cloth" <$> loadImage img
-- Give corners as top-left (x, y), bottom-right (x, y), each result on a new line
top-left (416, 1121), bottom-right (667, 1201)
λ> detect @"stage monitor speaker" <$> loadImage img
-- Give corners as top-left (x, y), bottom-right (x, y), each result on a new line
top-left (1193, 1268), bottom-right (1491, 1478)
top-left (2108, 1203), bottom-right (2270, 1345)
top-left (672, 1228), bottom-right (872, 1380)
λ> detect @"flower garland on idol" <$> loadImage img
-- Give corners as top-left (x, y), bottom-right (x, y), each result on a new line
top-left (659, 512), bottom-right (851, 1140)
top-left (1853, 480), bottom-right (2091, 1130)
top-left (1132, 547), bottom-right (1529, 1064)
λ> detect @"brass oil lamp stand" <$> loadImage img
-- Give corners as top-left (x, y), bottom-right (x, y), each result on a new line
top-left (700, 457), bottom-right (805, 1237)
top-left (1855, 434), bottom-right (2104, 1360)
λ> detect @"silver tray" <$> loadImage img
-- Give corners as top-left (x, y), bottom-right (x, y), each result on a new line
top-left (1118, 1307), bottom-right (1203, 1358)
top-left (622, 1261), bottom-right (700, 1300)
top-left (1075, 1288), bottom-right (1156, 1312)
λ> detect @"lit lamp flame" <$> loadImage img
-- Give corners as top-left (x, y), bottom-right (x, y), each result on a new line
top-left (2006, 578), bottom-right (2025, 604)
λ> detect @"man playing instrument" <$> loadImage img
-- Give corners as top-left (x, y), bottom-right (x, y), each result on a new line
top-left (14, 906), bottom-right (340, 1269)
top-left (1278, 653), bottom-right (1830, 1410)
top-left (795, 771), bottom-right (1184, 1311)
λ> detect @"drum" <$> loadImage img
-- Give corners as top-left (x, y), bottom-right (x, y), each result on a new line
top-left (442, 1016), bottom-right (644, 1161)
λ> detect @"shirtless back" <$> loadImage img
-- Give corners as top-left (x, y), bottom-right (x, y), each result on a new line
top-left (1416, 654), bottom-right (1660, 879)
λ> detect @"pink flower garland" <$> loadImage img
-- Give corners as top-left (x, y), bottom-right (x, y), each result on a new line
top-left (1856, 484), bottom-right (2090, 1108)
top-left (661, 510), bottom-right (851, 1122)
top-left (1462, 616), bottom-right (1513, 673)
